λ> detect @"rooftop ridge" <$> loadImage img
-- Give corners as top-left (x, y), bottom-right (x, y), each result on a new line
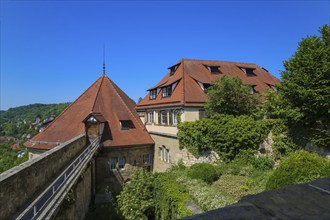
top-left (92, 75), bottom-right (105, 111)
top-left (31, 77), bottom-right (103, 137)
top-left (107, 77), bottom-right (145, 130)
top-left (180, 58), bottom-right (260, 66)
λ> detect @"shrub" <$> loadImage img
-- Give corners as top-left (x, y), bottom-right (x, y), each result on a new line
top-left (251, 156), bottom-right (274, 171)
top-left (154, 172), bottom-right (191, 219)
top-left (117, 169), bottom-right (154, 220)
top-left (218, 150), bottom-right (274, 177)
top-left (187, 163), bottom-right (219, 184)
top-left (266, 150), bottom-right (330, 190)
top-left (213, 174), bottom-right (250, 200)
top-left (176, 175), bottom-right (236, 211)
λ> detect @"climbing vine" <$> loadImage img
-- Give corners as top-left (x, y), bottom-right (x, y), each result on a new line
top-left (177, 114), bottom-right (271, 161)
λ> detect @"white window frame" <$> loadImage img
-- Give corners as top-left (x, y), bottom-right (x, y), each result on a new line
top-left (110, 157), bottom-right (125, 170)
top-left (163, 147), bottom-right (167, 162)
top-left (160, 145), bottom-right (170, 163)
top-left (143, 154), bottom-right (151, 165)
top-left (118, 157), bottom-right (126, 169)
top-left (166, 148), bottom-right (170, 163)
top-left (148, 111), bottom-right (154, 124)
top-left (150, 89), bottom-right (157, 99)
top-left (160, 111), bottom-right (167, 125)
top-left (162, 86), bottom-right (172, 97)
top-left (172, 111), bottom-right (178, 125)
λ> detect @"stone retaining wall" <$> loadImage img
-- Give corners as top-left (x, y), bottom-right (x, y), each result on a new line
top-left (0, 134), bottom-right (86, 220)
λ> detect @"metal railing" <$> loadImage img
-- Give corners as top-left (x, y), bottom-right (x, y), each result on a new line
top-left (16, 137), bottom-right (100, 220)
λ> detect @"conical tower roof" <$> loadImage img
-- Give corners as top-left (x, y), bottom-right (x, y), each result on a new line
top-left (25, 75), bottom-right (154, 150)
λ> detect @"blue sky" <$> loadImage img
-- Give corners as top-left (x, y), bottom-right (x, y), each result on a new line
top-left (1, 0), bottom-right (329, 110)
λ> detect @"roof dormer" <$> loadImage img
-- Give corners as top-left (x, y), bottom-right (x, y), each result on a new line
top-left (205, 65), bottom-right (221, 74)
top-left (120, 120), bottom-right (135, 130)
top-left (240, 67), bottom-right (257, 77)
top-left (83, 112), bottom-right (106, 142)
top-left (250, 85), bottom-right (257, 94)
top-left (168, 63), bottom-right (180, 76)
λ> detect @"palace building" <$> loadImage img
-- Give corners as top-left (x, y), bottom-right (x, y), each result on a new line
top-left (136, 58), bottom-right (280, 172)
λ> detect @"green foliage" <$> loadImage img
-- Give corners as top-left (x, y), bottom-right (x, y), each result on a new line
top-left (205, 76), bottom-right (258, 117)
top-left (251, 156), bottom-right (274, 171)
top-left (168, 159), bottom-right (186, 172)
top-left (277, 25), bottom-right (330, 148)
top-left (233, 149), bottom-right (274, 171)
top-left (268, 119), bottom-right (299, 159)
top-left (154, 172), bottom-right (191, 220)
top-left (117, 169), bottom-right (155, 220)
top-left (0, 142), bottom-right (28, 174)
top-left (0, 103), bottom-right (70, 137)
top-left (178, 114), bottom-right (270, 160)
top-left (176, 174), bottom-right (235, 211)
top-left (216, 149), bottom-right (273, 180)
top-left (186, 163), bottom-right (219, 184)
top-left (214, 174), bottom-right (250, 201)
top-left (266, 150), bottom-right (330, 190)
top-left (261, 89), bottom-right (302, 121)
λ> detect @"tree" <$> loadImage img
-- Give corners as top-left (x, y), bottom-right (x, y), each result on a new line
top-left (278, 25), bottom-right (330, 148)
top-left (205, 76), bottom-right (258, 117)
top-left (117, 169), bottom-right (154, 220)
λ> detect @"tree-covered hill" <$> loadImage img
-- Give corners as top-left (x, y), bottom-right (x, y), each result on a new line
top-left (0, 103), bottom-right (71, 138)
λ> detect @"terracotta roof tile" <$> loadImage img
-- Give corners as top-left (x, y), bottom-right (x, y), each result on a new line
top-left (137, 58), bottom-right (280, 110)
top-left (25, 75), bottom-right (154, 150)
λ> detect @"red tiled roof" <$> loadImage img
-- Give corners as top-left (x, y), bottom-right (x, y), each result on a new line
top-left (25, 75), bottom-right (154, 150)
top-left (136, 58), bottom-right (280, 110)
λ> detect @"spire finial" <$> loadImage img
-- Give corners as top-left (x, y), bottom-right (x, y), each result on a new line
top-left (102, 44), bottom-right (106, 75)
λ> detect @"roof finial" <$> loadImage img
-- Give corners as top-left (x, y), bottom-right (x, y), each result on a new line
top-left (102, 44), bottom-right (106, 75)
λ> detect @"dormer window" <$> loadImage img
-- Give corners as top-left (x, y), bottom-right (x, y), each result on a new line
top-left (162, 86), bottom-right (172, 97)
top-left (169, 67), bottom-right (176, 76)
top-left (206, 65), bottom-right (221, 74)
top-left (250, 85), bottom-right (257, 94)
top-left (168, 64), bottom-right (180, 76)
top-left (86, 116), bottom-right (97, 123)
top-left (197, 81), bottom-right (211, 92)
top-left (241, 67), bottom-right (256, 77)
top-left (150, 89), bottom-right (157, 100)
top-left (120, 120), bottom-right (135, 130)
top-left (203, 83), bottom-right (211, 90)
top-left (268, 84), bottom-right (277, 92)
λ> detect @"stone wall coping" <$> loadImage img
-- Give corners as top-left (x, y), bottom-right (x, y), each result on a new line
top-left (0, 134), bottom-right (85, 182)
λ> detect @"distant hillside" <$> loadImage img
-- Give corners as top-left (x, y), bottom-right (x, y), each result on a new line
top-left (0, 103), bottom-right (71, 138)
